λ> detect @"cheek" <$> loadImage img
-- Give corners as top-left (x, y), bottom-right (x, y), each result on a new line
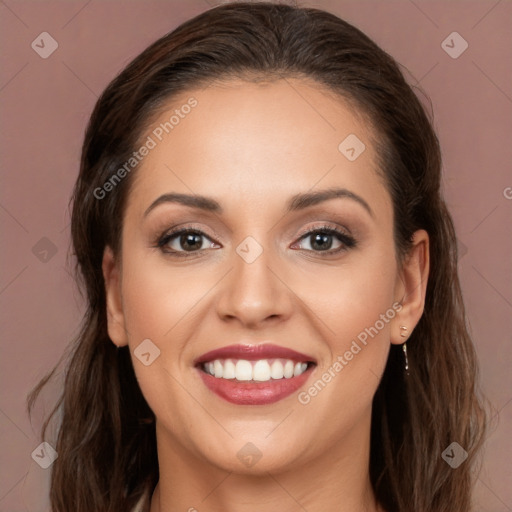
top-left (120, 251), bottom-right (218, 343)
top-left (296, 244), bottom-right (397, 410)
top-left (298, 245), bottom-right (397, 347)
top-left (332, 266), bottom-right (396, 348)
top-left (118, 252), bottom-right (208, 437)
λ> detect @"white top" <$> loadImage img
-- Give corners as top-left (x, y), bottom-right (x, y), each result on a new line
top-left (132, 490), bottom-right (150, 512)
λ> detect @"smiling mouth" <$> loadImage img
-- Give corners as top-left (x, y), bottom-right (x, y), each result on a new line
top-left (195, 358), bottom-right (317, 405)
top-left (193, 343), bottom-right (317, 405)
top-left (199, 358), bottom-right (315, 382)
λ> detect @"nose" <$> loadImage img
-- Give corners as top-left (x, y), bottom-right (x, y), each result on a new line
top-left (215, 240), bottom-right (294, 329)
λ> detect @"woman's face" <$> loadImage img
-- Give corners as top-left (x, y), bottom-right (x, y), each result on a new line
top-left (103, 78), bottom-right (425, 476)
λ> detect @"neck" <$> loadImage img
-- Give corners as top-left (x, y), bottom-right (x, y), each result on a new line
top-left (149, 410), bottom-right (384, 512)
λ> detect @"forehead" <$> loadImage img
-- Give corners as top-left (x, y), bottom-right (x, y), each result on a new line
top-left (126, 78), bottom-right (389, 219)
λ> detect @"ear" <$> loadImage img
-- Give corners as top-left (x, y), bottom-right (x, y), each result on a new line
top-left (102, 245), bottom-right (129, 347)
top-left (391, 229), bottom-right (430, 345)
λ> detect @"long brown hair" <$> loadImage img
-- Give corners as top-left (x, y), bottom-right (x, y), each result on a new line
top-left (27, 2), bottom-right (487, 511)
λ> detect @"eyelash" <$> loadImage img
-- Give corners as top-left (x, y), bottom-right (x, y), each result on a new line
top-left (154, 224), bottom-right (357, 258)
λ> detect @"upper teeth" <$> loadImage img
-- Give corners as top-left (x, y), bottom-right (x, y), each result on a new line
top-left (202, 359), bottom-right (309, 381)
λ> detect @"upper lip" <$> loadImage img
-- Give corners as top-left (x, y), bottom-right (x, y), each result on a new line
top-left (194, 343), bottom-right (317, 365)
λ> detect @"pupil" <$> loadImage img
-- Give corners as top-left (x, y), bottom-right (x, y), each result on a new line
top-left (312, 233), bottom-right (332, 251)
top-left (181, 233), bottom-right (202, 251)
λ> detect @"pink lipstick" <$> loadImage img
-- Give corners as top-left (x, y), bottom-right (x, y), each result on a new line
top-left (194, 343), bottom-right (316, 405)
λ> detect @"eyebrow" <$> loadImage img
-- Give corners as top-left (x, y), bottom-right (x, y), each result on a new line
top-left (143, 187), bottom-right (374, 218)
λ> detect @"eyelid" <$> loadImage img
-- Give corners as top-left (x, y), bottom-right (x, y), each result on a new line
top-left (155, 222), bottom-right (222, 244)
top-left (155, 220), bottom-right (350, 243)
top-left (295, 221), bottom-right (352, 239)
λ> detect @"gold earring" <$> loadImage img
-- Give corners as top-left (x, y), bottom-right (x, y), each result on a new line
top-left (400, 325), bottom-right (408, 338)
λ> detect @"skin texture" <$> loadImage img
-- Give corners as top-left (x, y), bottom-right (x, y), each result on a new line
top-left (102, 78), bottom-right (429, 512)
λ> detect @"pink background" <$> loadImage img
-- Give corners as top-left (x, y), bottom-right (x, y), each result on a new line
top-left (1, 1), bottom-right (510, 510)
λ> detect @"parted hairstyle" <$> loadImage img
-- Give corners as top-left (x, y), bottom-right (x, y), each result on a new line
top-left (28, 2), bottom-right (487, 511)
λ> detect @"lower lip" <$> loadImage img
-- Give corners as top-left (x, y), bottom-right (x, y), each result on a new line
top-left (196, 364), bottom-right (315, 405)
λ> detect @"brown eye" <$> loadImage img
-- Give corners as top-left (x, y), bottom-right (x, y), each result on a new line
top-left (292, 225), bottom-right (356, 254)
top-left (158, 229), bottom-right (217, 254)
